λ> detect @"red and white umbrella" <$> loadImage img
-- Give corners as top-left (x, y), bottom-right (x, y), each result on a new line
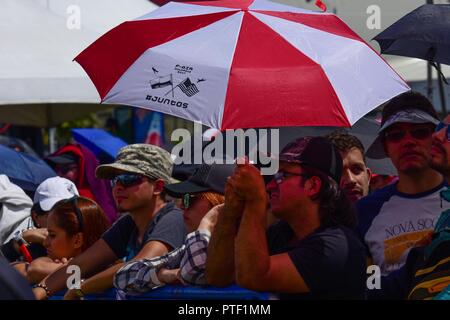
top-left (75, 0), bottom-right (410, 130)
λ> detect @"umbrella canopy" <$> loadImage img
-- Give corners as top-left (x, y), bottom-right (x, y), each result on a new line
top-left (373, 3), bottom-right (450, 113)
top-left (0, 135), bottom-right (39, 158)
top-left (0, 144), bottom-right (56, 191)
top-left (374, 4), bottom-right (450, 65)
top-left (71, 128), bottom-right (127, 163)
top-left (75, 0), bottom-right (409, 130)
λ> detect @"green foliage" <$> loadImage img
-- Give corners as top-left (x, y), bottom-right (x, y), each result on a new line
top-left (56, 114), bottom-right (101, 146)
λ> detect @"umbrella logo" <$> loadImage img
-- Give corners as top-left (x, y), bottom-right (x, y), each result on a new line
top-left (150, 74), bottom-right (173, 90)
top-left (146, 65), bottom-right (206, 109)
top-left (171, 77), bottom-right (199, 97)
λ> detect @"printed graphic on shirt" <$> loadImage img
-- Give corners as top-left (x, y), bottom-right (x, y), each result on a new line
top-left (384, 230), bottom-right (431, 266)
top-left (361, 185), bottom-right (450, 275)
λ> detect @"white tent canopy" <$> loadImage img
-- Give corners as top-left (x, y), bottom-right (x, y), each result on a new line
top-left (0, 0), bottom-right (157, 126)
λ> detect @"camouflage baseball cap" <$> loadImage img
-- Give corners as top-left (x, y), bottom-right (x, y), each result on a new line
top-left (96, 144), bottom-right (173, 184)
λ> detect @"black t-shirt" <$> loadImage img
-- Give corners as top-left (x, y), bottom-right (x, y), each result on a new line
top-left (267, 221), bottom-right (367, 300)
top-left (102, 202), bottom-right (187, 261)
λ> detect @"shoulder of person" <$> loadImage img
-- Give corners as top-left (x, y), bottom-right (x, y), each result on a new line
top-left (307, 226), bottom-right (364, 251)
top-left (356, 183), bottom-right (397, 209)
top-left (156, 202), bottom-right (184, 220)
top-left (111, 213), bottom-right (134, 227)
top-left (308, 226), bottom-right (348, 242)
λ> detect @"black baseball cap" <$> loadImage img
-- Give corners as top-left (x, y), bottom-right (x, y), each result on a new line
top-left (164, 163), bottom-right (236, 197)
top-left (45, 153), bottom-right (78, 166)
top-left (278, 136), bottom-right (343, 183)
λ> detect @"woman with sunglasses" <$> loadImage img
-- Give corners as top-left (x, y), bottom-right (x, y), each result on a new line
top-left (114, 164), bottom-right (234, 295)
top-left (13, 196), bottom-right (110, 284)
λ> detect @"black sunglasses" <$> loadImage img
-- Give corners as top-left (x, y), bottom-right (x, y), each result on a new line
top-left (273, 171), bottom-right (309, 185)
top-left (111, 174), bottom-right (145, 188)
top-left (182, 194), bottom-right (201, 209)
top-left (384, 126), bottom-right (434, 143)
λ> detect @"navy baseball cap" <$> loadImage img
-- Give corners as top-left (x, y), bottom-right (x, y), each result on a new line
top-left (278, 136), bottom-right (343, 183)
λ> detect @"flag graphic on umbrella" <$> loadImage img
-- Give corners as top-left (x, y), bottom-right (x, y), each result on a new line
top-left (150, 74), bottom-right (173, 89)
top-left (165, 77), bottom-right (200, 97)
top-left (177, 78), bottom-right (199, 97)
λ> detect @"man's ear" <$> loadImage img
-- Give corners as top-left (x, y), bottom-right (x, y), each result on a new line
top-left (305, 176), bottom-right (322, 198)
top-left (366, 167), bottom-right (373, 184)
top-left (153, 179), bottom-right (165, 195)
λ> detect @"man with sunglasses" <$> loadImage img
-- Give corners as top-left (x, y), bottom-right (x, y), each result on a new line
top-left (114, 163), bottom-right (234, 295)
top-left (358, 91), bottom-right (450, 276)
top-left (33, 144), bottom-right (186, 300)
top-left (207, 137), bottom-right (367, 299)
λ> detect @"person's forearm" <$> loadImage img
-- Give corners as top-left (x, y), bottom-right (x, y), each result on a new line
top-left (235, 199), bottom-right (269, 290)
top-left (157, 268), bottom-right (181, 285)
top-left (205, 214), bottom-right (239, 287)
top-left (27, 259), bottom-right (61, 284)
top-left (81, 262), bottom-right (125, 295)
top-left (34, 240), bottom-right (117, 299)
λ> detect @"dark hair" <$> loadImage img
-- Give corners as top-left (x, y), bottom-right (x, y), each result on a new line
top-left (50, 197), bottom-right (110, 251)
top-left (381, 91), bottom-right (438, 127)
top-left (325, 130), bottom-right (366, 164)
top-left (301, 166), bottom-right (357, 229)
top-left (31, 202), bottom-right (47, 216)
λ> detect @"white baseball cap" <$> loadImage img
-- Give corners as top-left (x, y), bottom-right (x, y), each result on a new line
top-left (33, 177), bottom-right (79, 211)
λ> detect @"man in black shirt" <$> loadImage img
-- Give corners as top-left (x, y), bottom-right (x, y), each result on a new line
top-left (207, 137), bottom-right (366, 299)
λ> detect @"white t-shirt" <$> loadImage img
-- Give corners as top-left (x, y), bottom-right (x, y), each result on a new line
top-left (356, 181), bottom-right (450, 275)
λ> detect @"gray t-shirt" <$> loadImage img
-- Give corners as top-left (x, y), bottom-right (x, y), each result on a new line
top-left (102, 202), bottom-right (187, 261)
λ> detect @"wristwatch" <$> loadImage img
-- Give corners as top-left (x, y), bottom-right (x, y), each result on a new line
top-left (74, 280), bottom-right (85, 299)
top-left (13, 230), bottom-right (28, 246)
top-left (74, 288), bottom-right (85, 299)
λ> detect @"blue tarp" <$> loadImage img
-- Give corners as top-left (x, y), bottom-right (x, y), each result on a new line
top-left (51, 285), bottom-right (270, 300)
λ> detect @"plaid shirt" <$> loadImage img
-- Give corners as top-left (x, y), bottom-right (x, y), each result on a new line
top-left (113, 230), bottom-right (210, 295)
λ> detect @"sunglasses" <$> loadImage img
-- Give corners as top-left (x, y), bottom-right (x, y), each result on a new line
top-left (273, 171), bottom-right (308, 185)
top-left (182, 194), bottom-right (201, 209)
top-left (384, 126), bottom-right (434, 143)
top-left (111, 174), bottom-right (145, 188)
top-left (61, 196), bottom-right (84, 232)
top-left (435, 122), bottom-right (450, 141)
